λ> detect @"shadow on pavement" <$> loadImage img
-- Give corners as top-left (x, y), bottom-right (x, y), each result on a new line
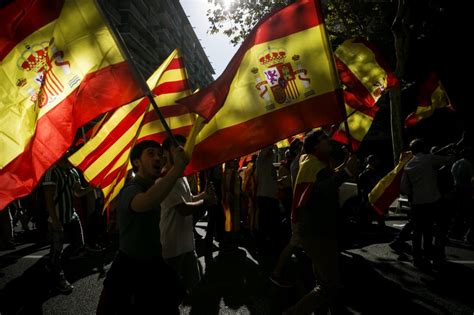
top-left (0, 246), bottom-right (116, 315)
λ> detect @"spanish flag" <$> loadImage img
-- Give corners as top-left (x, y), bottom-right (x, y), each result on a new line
top-left (331, 101), bottom-right (380, 151)
top-left (179, 0), bottom-right (344, 174)
top-left (335, 38), bottom-right (398, 108)
top-left (331, 39), bottom-right (397, 150)
top-left (0, 0), bottom-right (141, 209)
top-left (405, 72), bottom-right (451, 127)
top-left (291, 153), bottom-right (326, 222)
top-left (368, 152), bottom-right (413, 215)
top-left (69, 50), bottom-right (192, 208)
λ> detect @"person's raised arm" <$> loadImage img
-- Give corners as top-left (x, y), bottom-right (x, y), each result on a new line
top-left (131, 147), bottom-right (189, 213)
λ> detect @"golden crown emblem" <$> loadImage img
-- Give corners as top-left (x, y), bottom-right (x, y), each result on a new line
top-left (17, 42), bottom-right (51, 72)
top-left (258, 48), bottom-right (287, 67)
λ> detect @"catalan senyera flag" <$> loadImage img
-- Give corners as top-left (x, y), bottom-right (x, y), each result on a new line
top-left (0, 0), bottom-right (141, 209)
top-left (334, 38), bottom-right (398, 108)
top-left (291, 153), bottom-right (326, 223)
top-left (74, 113), bottom-right (111, 147)
top-left (69, 50), bottom-right (192, 208)
top-left (405, 72), bottom-right (451, 127)
top-left (179, 0), bottom-right (344, 174)
top-left (368, 152), bottom-right (413, 215)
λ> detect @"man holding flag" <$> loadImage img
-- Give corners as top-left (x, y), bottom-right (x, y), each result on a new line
top-left (97, 141), bottom-right (189, 314)
top-left (287, 130), bottom-right (359, 314)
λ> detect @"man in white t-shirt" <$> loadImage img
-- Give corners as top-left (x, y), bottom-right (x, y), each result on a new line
top-left (160, 135), bottom-right (216, 292)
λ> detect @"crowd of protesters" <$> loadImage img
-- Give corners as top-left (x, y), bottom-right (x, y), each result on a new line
top-left (1, 128), bottom-right (473, 314)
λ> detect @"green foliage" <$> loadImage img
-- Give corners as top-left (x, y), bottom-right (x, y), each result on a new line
top-left (206, 0), bottom-right (393, 45)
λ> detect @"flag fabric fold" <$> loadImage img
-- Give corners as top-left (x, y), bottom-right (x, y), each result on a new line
top-left (405, 72), bottom-right (451, 127)
top-left (334, 38), bottom-right (398, 108)
top-left (180, 0), bottom-right (345, 174)
top-left (0, 0), bottom-right (141, 209)
top-left (331, 100), bottom-right (380, 151)
top-left (331, 39), bottom-right (397, 150)
top-left (291, 154), bottom-right (326, 223)
top-left (368, 152), bottom-right (413, 215)
top-left (69, 49), bottom-right (192, 208)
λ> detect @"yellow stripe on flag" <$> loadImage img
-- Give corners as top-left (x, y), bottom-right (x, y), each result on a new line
top-left (340, 105), bottom-right (375, 142)
top-left (0, 0), bottom-right (126, 167)
top-left (335, 39), bottom-right (389, 101)
top-left (369, 152), bottom-right (413, 212)
top-left (193, 25), bottom-right (337, 146)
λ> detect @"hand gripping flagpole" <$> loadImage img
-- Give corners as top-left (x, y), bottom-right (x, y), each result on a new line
top-left (314, 0), bottom-right (354, 152)
top-left (95, 0), bottom-right (179, 147)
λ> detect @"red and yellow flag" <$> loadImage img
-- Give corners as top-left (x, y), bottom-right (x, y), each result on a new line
top-left (69, 50), bottom-right (192, 208)
top-left (369, 152), bottom-right (413, 215)
top-left (74, 113), bottom-right (111, 147)
top-left (335, 38), bottom-right (398, 108)
top-left (291, 153), bottom-right (326, 223)
top-left (331, 101), bottom-right (380, 151)
top-left (0, 0), bottom-right (141, 209)
top-left (405, 72), bottom-right (451, 127)
top-left (180, 0), bottom-right (344, 174)
top-left (331, 39), bottom-right (397, 150)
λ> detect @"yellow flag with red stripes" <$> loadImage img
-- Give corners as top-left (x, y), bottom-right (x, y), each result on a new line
top-left (69, 49), bottom-right (192, 208)
top-left (0, 0), bottom-right (141, 209)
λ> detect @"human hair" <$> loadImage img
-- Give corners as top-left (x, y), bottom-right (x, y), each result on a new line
top-left (130, 140), bottom-right (161, 172)
top-left (303, 130), bottom-right (327, 154)
top-left (409, 138), bottom-right (427, 155)
top-left (162, 135), bottom-right (187, 152)
top-left (365, 155), bottom-right (377, 166)
top-left (289, 138), bottom-right (302, 155)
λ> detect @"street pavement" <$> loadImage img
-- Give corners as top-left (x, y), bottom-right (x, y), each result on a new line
top-left (1, 219), bottom-right (474, 314)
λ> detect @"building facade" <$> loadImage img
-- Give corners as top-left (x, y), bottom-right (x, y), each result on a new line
top-left (99, 0), bottom-right (214, 90)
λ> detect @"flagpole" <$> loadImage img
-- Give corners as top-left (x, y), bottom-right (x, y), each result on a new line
top-left (314, 0), bottom-right (354, 152)
top-left (95, 0), bottom-right (178, 147)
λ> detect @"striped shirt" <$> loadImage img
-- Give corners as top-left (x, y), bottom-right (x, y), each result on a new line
top-left (42, 165), bottom-right (80, 224)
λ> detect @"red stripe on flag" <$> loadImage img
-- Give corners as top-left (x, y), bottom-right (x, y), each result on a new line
top-left (178, 0), bottom-right (322, 120)
top-left (404, 112), bottom-right (418, 128)
top-left (0, 0), bottom-right (64, 60)
top-left (371, 169), bottom-right (405, 216)
top-left (77, 100), bottom-right (149, 170)
top-left (336, 57), bottom-right (377, 107)
top-left (331, 129), bottom-right (362, 151)
top-left (88, 138), bottom-right (134, 186)
top-left (152, 80), bottom-right (189, 96)
top-left (184, 90), bottom-right (343, 175)
top-left (417, 72), bottom-right (441, 107)
top-left (142, 105), bottom-right (191, 125)
top-left (345, 100), bottom-right (379, 118)
top-left (138, 125), bottom-right (193, 144)
top-left (167, 58), bottom-right (185, 71)
top-left (103, 165), bottom-right (129, 206)
top-left (0, 61), bottom-right (140, 209)
top-left (291, 182), bottom-right (314, 223)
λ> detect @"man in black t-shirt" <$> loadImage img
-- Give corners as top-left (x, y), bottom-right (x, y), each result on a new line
top-left (97, 140), bottom-right (188, 314)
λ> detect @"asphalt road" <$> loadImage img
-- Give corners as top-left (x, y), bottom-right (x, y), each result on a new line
top-left (1, 220), bottom-right (474, 314)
